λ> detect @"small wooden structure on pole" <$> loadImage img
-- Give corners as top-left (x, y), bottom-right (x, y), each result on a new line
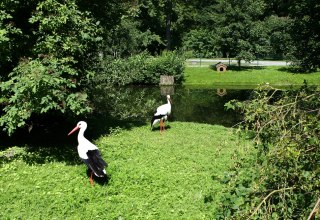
top-left (160, 75), bottom-right (174, 95)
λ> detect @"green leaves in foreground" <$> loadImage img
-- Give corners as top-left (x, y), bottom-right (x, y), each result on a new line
top-left (225, 84), bottom-right (320, 219)
top-left (0, 57), bottom-right (91, 135)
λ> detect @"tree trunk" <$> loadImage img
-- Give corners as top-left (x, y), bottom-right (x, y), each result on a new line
top-left (237, 59), bottom-right (241, 68)
top-left (165, 0), bottom-right (172, 51)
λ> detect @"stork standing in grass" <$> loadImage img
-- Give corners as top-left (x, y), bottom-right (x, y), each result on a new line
top-left (68, 121), bottom-right (107, 186)
top-left (151, 95), bottom-right (172, 133)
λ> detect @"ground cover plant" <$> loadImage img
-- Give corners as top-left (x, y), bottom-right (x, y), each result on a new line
top-left (0, 122), bottom-right (255, 219)
top-left (184, 66), bottom-right (320, 87)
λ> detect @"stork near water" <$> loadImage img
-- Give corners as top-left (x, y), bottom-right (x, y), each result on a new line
top-left (151, 95), bottom-right (172, 133)
top-left (68, 121), bottom-right (107, 186)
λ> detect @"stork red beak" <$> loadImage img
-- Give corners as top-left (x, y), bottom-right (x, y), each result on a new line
top-left (68, 125), bottom-right (79, 136)
top-left (169, 98), bottom-right (173, 104)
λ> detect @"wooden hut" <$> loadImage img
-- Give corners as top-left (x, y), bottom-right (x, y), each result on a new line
top-left (215, 62), bottom-right (227, 72)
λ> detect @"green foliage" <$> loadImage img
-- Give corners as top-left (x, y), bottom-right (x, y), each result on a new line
top-left (95, 51), bottom-right (185, 86)
top-left (0, 57), bottom-right (91, 135)
top-left (0, 6), bottom-right (23, 75)
top-left (29, 0), bottom-right (102, 61)
top-left (0, 0), bottom-right (102, 135)
top-left (105, 17), bottom-right (163, 58)
top-left (146, 51), bottom-right (185, 84)
top-left (214, 0), bottom-right (269, 64)
top-left (182, 29), bottom-right (218, 58)
top-left (225, 84), bottom-right (320, 218)
top-left (289, 0), bottom-right (320, 71)
top-left (264, 15), bottom-right (292, 60)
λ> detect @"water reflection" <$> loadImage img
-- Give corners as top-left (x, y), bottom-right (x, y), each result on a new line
top-left (91, 86), bottom-right (252, 127)
top-left (171, 86), bottom-right (250, 127)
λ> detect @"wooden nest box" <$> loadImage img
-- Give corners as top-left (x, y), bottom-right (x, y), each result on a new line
top-left (160, 75), bottom-right (174, 85)
top-left (215, 62), bottom-right (227, 72)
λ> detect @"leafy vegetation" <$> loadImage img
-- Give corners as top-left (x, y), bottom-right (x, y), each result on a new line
top-left (0, 122), bottom-right (255, 219)
top-left (94, 51), bottom-right (185, 86)
top-left (1, 0), bottom-right (320, 134)
top-left (224, 84), bottom-right (320, 218)
top-left (0, 57), bottom-right (91, 135)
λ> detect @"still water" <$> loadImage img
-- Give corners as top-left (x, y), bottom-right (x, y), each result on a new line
top-left (91, 85), bottom-right (252, 128)
top-left (1, 86), bottom-right (253, 146)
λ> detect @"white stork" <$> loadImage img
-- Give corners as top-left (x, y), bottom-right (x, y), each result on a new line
top-left (151, 95), bottom-right (172, 133)
top-left (68, 121), bottom-right (107, 185)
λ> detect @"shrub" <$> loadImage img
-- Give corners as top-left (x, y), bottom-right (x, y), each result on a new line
top-left (0, 57), bottom-right (91, 135)
top-left (224, 84), bottom-right (320, 219)
top-left (95, 51), bottom-right (185, 86)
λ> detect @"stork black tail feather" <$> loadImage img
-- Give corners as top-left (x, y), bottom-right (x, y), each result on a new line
top-left (86, 150), bottom-right (108, 177)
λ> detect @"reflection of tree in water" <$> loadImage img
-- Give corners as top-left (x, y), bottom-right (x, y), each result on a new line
top-left (90, 86), bottom-right (159, 121)
top-left (172, 88), bottom-right (251, 127)
top-left (89, 85), bottom-right (252, 127)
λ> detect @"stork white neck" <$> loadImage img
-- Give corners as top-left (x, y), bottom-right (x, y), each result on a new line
top-left (166, 95), bottom-right (172, 105)
top-left (77, 126), bottom-right (87, 143)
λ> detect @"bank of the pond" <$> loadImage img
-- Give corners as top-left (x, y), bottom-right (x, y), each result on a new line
top-left (184, 66), bottom-right (320, 87)
top-left (0, 122), bottom-right (254, 219)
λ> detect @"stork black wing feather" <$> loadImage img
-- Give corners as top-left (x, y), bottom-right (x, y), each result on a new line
top-left (151, 114), bottom-right (166, 127)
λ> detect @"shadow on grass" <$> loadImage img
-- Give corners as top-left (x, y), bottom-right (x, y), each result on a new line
top-left (151, 124), bottom-right (172, 132)
top-left (0, 113), bottom-right (148, 166)
top-left (209, 65), bottom-right (265, 72)
top-left (85, 169), bottom-right (110, 186)
top-left (277, 66), bottom-right (316, 74)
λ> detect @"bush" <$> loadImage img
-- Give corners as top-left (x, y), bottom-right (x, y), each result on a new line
top-left (95, 51), bottom-right (185, 86)
top-left (0, 57), bottom-right (91, 135)
top-left (224, 84), bottom-right (320, 219)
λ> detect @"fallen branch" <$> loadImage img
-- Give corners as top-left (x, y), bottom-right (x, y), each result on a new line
top-left (307, 197), bottom-right (320, 220)
top-left (250, 187), bottom-right (295, 218)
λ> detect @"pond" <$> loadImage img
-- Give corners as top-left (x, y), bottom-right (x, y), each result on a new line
top-left (91, 85), bottom-right (252, 128)
top-left (1, 85), bottom-right (253, 146)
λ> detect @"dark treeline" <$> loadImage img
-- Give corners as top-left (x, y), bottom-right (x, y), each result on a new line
top-left (0, 0), bottom-right (319, 134)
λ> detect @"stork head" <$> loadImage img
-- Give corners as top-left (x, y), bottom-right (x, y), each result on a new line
top-left (68, 121), bottom-right (87, 136)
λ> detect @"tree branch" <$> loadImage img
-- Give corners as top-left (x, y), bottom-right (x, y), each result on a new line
top-left (307, 197), bottom-right (320, 220)
top-left (250, 187), bottom-right (295, 218)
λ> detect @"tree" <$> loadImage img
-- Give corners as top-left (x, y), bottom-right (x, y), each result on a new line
top-left (288, 0), bottom-right (320, 71)
top-left (0, 0), bottom-right (38, 78)
top-left (0, 0), bottom-right (102, 135)
top-left (214, 0), bottom-right (269, 66)
top-left (264, 15), bottom-right (292, 60)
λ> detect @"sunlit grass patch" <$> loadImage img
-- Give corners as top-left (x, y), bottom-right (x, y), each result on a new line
top-left (0, 122), bottom-right (254, 219)
top-left (184, 66), bottom-right (320, 86)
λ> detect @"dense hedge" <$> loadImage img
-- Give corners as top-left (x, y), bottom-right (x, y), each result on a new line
top-left (94, 51), bottom-right (185, 86)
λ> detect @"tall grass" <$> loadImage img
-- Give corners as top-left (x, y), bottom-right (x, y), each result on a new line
top-left (0, 122), bottom-right (254, 219)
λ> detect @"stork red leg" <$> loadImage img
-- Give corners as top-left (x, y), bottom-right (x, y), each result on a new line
top-left (90, 171), bottom-right (94, 186)
top-left (160, 119), bottom-right (163, 134)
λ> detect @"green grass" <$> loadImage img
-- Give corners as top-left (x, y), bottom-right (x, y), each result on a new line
top-left (184, 66), bottom-right (320, 87)
top-left (0, 122), bottom-right (253, 219)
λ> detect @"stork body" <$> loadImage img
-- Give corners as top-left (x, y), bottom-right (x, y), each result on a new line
top-left (68, 121), bottom-right (107, 185)
top-left (151, 95), bottom-right (172, 133)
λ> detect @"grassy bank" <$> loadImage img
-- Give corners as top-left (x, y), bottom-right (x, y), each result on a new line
top-left (0, 122), bottom-right (254, 219)
top-left (184, 66), bottom-right (320, 87)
